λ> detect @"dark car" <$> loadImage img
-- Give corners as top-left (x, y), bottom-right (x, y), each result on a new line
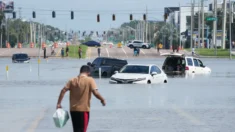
top-left (87, 57), bottom-right (128, 77)
top-left (83, 41), bottom-right (101, 47)
top-left (12, 53), bottom-right (30, 63)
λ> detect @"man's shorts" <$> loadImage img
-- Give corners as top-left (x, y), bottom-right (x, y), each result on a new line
top-left (70, 111), bottom-right (90, 132)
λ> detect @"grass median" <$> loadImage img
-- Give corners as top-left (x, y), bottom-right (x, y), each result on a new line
top-left (185, 48), bottom-right (234, 58)
top-left (68, 45), bottom-right (88, 58)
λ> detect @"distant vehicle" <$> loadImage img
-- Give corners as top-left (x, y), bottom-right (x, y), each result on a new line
top-left (83, 41), bottom-right (101, 47)
top-left (12, 53), bottom-right (30, 63)
top-left (126, 40), bottom-right (151, 49)
top-left (109, 64), bottom-right (168, 84)
top-left (161, 53), bottom-right (211, 77)
top-left (102, 42), bottom-right (114, 46)
top-left (87, 57), bottom-right (127, 77)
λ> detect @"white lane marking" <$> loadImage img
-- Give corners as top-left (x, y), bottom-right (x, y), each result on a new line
top-left (140, 49), bottom-right (146, 55)
top-left (122, 47), bottom-right (128, 58)
top-left (105, 48), bottom-right (110, 57)
top-left (26, 108), bottom-right (48, 132)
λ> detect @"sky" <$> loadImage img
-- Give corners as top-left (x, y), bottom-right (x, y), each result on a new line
top-left (11, 0), bottom-right (213, 32)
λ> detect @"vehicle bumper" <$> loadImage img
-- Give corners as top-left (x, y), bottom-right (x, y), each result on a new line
top-left (109, 79), bottom-right (147, 84)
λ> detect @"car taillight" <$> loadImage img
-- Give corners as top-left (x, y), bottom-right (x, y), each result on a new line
top-left (185, 66), bottom-right (189, 70)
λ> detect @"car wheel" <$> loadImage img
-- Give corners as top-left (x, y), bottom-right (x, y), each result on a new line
top-left (142, 45), bottom-right (147, 49)
top-left (147, 80), bottom-right (151, 84)
top-left (129, 45), bottom-right (134, 48)
top-left (102, 72), bottom-right (108, 77)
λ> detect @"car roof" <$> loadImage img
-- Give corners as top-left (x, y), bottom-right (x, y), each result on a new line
top-left (13, 53), bottom-right (28, 55)
top-left (96, 57), bottom-right (127, 61)
top-left (125, 64), bottom-right (156, 67)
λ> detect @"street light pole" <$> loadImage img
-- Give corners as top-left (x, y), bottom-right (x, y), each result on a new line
top-left (229, 0), bottom-right (232, 59)
top-left (222, 0), bottom-right (227, 49)
top-left (191, 0), bottom-right (195, 49)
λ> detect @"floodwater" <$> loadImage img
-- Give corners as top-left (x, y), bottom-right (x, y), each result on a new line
top-left (0, 58), bottom-right (235, 132)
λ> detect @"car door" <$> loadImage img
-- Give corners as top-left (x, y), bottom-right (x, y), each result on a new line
top-left (150, 66), bottom-right (162, 83)
top-left (91, 58), bottom-right (102, 76)
top-left (185, 57), bottom-right (195, 74)
top-left (197, 59), bottom-right (206, 74)
top-left (193, 58), bottom-right (201, 74)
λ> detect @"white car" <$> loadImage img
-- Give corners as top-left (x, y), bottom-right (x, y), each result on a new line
top-left (126, 40), bottom-right (150, 49)
top-left (161, 53), bottom-right (211, 77)
top-left (102, 42), bottom-right (114, 46)
top-left (109, 64), bottom-right (168, 84)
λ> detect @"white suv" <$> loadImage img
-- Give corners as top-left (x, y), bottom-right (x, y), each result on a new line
top-left (161, 53), bottom-right (211, 77)
top-left (126, 40), bottom-right (150, 49)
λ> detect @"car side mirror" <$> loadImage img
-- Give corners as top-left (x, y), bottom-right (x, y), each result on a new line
top-left (114, 71), bottom-right (118, 74)
top-left (151, 72), bottom-right (157, 76)
top-left (87, 62), bottom-right (91, 66)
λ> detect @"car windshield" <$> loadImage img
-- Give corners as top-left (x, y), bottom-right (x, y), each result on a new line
top-left (120, 65), bottom-right (149, 74)
top-left (15, 54), bottom-right (28, 59)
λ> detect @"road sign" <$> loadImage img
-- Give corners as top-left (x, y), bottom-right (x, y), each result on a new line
top-left (206, 17), bottom-right (217, 21)
top-left (38, 59), bottom-right (41, 64)
top-left (6, 66), bottom-right (8, 71)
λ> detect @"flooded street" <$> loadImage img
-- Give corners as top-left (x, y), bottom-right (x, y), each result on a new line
top-left (0, 58), bottom-right (235, 132)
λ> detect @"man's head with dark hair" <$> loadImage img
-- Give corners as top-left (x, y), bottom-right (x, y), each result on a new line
top-left (80, 65), bottom-right (91, 75)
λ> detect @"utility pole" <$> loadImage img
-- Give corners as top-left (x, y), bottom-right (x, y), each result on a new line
top-left (213, 0), bottom-right (218, 55)
top-left (229, 0), bottom-right (232, 59)
top-left (146, 6), bottom-right (148, 43)
top-left (222, 0), bottom-right (227, 49)
top-left (198, 0), bottom-right (201, 48)
top-left (201, 0), bottom-right (205, 48)
top-left (179, 3), bottom-right (182, 49)
top-left (191, 0), bottom-right (195, 49)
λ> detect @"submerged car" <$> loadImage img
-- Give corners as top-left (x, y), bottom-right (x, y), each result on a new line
top-left (12, 53), bottom-right (30, 63)
top-left (109, 64), bottom-right (168, 84)
top-left (87, 57), bottom-right (128, 77)
top-left (161, 53), bottom-right (211, 77)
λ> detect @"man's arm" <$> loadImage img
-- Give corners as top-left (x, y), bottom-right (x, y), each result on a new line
top-left (56, 87), bottom-right (69, 109)
top-left (56, 80), bottom-right (71, 109)
top-left (92, 90), bottom-right (106, 106)
top-left (90, 78), bottom-right (106, 106)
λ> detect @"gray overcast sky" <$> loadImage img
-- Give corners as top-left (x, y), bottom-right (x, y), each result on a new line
top-left (12, 0), bottom-right (211, 32)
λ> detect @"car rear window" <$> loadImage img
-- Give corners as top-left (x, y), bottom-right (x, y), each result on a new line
top-left (187, 58), bottom-right (193, 66)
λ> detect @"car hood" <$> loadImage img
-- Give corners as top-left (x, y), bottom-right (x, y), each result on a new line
top-left (111, 73), bottom-right (148, 79)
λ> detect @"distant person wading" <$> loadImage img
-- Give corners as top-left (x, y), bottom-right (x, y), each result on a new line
top-left (78, 47), bottom-right (82, 59)
top-left (56, 65), bottom-right (106, 132)
top-left (97, 47), bottom-right (101, 57)
top-left (66, 46), bottom-right (69, 57)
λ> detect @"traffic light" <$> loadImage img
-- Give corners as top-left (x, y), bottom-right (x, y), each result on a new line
top-left (32, 11), bottom-right (36, 18)
top-left (130, 14), bottom-right (133, 20)
top-left (96, 31), bottom-right (98, 36)
top-left (112, 14), bottom-right (115, 21)
top-left (103, 31), bottom-right (106, 35)
top-left (71, 11), bottom-right (74, 20)
top-left (164, 13), bottom-right (168, 21)
top-left (83, 31), bottom-right (86, 36)
top-left (52, 11), bottom-right (56, 18)
top-left (12, 12), bottom-right (16, 19)
top-left (120, 31), bottom-right (122, 35)
top-left (143, 14), bottom-right (146, 21)
top-left (131, 30), bottom-right (134, 35)
top-left (97, 14), bottom-right (100, 22)
top-left (65, 32), bottom-right (67, 36)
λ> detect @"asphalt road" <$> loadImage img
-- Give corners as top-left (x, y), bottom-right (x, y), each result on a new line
top-left (0, 45), bottom-right (191, 59)
top-left (0, 58), bottom-right (235, 132)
